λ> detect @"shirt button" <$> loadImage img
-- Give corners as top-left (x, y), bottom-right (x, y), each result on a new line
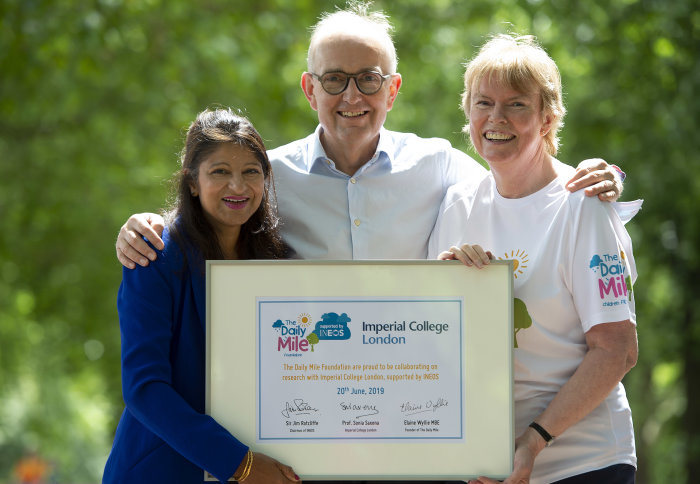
top-left (354, 219), bottom-right (361, 227)
top-left (350, 178), bottom-right (357, 184)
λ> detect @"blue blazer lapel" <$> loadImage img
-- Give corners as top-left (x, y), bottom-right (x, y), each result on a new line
top-left (192, 265), bottom-right (207, 333)
top-left (185, 243), bottom-right (207, 333)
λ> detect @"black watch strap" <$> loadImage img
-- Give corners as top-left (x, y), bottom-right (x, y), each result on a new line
top-left (529, 421), bottom-right (555, 447)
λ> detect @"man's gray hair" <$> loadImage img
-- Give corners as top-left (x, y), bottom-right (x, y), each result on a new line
top-left (307, 1), bottom-right (398, 73)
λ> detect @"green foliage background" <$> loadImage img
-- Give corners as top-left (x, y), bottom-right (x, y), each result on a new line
top-left (0, 0), bottom-right (698, 482)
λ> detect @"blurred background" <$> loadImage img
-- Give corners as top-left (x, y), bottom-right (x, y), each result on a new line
top-left (0, 0), bottom-right (698, 482)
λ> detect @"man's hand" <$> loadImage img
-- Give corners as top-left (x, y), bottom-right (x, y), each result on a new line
top-left (115, 213), bottom-right (165, 269)
top-left (567, 158), bottom-right (623, 201)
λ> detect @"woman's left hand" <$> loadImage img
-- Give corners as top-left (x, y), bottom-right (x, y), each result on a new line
top-left (467, 426), bottom-right (543, 484)
top-left (469, 320), bottom-right (638, 484)
top-left (438, 244), bottom-right (494, 268)
top-left (566, 158), bottom-right (623, 201)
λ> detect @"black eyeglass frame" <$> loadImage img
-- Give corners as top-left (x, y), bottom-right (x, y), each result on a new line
top-left (309, 70), bottom-right (394, 95)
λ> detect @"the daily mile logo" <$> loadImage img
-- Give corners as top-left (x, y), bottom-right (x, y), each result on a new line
top-left (273, 312), bottom-right (352, 355)
top-left (589, 249), bottom-right (633, 304)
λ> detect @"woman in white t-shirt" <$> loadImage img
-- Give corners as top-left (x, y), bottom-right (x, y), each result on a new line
top-left (429, 34), bottom-right (640, 484)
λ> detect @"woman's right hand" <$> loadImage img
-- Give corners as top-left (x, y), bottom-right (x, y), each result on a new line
top-left (115, 212), bottom-right (165, 269)
top-left (438, 244), bottom-right (494, 269)
top-left (240, 452), bottom-right (300, 483)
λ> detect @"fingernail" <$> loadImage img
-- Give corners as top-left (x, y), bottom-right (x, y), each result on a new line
top-left (140, 258), bottom-right (148, 266)
top-left (295, 474), bottom-right (300, 481)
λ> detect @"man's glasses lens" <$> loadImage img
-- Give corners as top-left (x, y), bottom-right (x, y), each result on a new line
top-left (318, 71), bottom-right (388, 95)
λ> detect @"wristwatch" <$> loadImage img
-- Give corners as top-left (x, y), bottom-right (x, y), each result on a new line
top-left (529, 421), bottom-right (555, 447)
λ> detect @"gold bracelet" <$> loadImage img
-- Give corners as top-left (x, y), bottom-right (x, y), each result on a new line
top-left (233, 449), bottom-right (249, 481)
top-left (235, 449), bottom-right (253, 482)
top-left (241, 450), bottom-right (253, 482)
top-left (232, 454), bottom-right (243, 481)
top-left (240, 450), bottom-right (254, 482)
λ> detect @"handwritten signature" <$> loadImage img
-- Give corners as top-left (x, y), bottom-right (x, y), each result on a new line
top-left (281, 399), bottom-right (319, 418)
top-left (399, 397), bottom-right (448, 416)
top-left (339, 401), bottom-right (380, 418)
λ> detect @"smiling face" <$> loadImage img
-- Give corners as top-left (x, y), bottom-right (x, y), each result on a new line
top-left (468, 75), bottom-right (553, 171)
top-left (302, 32), bottom-right (401, 167)
top-left (190, 142), bottom-right (265, 246)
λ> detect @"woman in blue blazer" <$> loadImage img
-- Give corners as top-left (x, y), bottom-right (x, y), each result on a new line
top-left (103, 108), bottom-right (299, 484)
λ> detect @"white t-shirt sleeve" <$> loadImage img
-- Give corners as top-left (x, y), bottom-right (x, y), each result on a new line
top-left (428, 183), bottom-right (474, 259)
top-left (428, 149), bottom-right (487, 260)
top-left (570, 196), bottom-right (637, 332)
top-left (442, 147), bottom-right (487, 188)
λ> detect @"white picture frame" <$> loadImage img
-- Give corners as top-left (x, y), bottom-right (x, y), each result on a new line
top-left (206, 260), bottom-right (513, 481)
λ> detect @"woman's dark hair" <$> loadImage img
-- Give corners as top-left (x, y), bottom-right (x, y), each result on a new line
top-left (166, 108), bottom-right (286, 263)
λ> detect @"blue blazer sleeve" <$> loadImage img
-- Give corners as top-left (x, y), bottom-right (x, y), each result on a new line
top-left (117, 229), bottom-right (247, 482)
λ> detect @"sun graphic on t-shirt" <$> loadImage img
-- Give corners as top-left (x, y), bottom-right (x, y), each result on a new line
top-left (297, 313), bottom-right (312, 327)
top-left (498, 249), bottom-right (529, 279)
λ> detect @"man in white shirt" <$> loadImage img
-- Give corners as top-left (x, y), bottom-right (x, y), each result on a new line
top-left (115, 4), bottom-right (621, 266)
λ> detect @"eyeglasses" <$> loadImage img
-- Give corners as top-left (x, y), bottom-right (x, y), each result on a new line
top-left (310, 70), bottom-right (393, 95)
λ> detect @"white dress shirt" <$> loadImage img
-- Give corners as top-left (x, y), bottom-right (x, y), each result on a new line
top-left (268, 125), bottom-right (487, 260)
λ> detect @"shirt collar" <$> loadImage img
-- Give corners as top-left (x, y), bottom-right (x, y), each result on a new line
top-left (308, 125), bottom-right (328, 172)
top-left (308, 125), bottom-right (394, 174)
top-left (375, 127), bottom-right (395, 166)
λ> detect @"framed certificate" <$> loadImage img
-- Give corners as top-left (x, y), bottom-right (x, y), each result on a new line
top-left (206, 260), bottom-right (513, 481)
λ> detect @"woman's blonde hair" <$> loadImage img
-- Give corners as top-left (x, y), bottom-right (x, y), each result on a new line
top-left (462, 34), bottom-right (566, 155)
